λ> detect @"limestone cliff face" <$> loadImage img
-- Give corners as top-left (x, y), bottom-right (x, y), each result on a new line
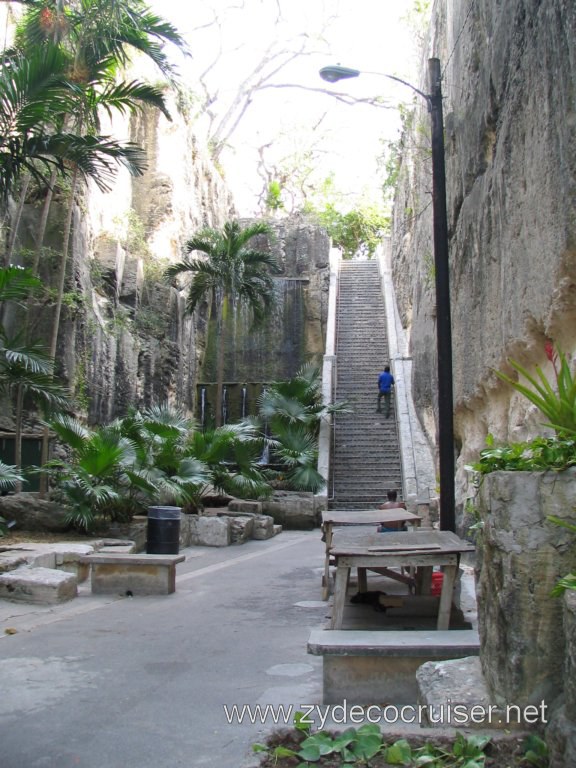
top-left (75, 99), bottom-right (236, 423)
top-left (391, 0), bottom-right (576, 509)
top-left (5, 92), bottom-right (331, 430)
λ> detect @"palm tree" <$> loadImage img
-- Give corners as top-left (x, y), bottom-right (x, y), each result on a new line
top-left (165, 220), bottom-right (279, 427)
top-left (0, 43), bottom-right (146, 207)
top-left (8, 0), bottom-right (188, 344)
top-left (6, 1), bottom-right (189, 490)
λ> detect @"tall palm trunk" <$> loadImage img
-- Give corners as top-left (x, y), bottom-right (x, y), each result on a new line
top-left (39, 164), bottom-right (79, 495)
top-left (14, 383), bottom-right (25, 493)
top-left (5, 175), bottom-right (31, 267)
top-left (215, 295), bottom-right (230, 428)
top-left (32, 169), bottom-right (58, 278)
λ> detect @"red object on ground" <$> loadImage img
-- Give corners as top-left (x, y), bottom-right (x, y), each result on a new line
top-left (431, 571), bottom-right (444, 596)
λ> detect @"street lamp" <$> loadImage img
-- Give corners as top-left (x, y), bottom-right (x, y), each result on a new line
top-left (320, 59), bottom-right (455, 532)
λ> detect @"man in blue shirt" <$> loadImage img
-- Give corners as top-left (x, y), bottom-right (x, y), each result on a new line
top-left (377, 365), bottom-right (394, 418)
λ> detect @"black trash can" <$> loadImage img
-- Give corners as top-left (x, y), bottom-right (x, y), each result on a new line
top-left (146, 506), bottom-right (181, 554)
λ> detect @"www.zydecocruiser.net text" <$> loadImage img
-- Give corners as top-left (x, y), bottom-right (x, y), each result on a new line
top-left (223, 700), bottom-right (549, 729)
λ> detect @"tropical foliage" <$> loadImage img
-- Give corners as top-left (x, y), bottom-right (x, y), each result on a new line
top-left (0, 266), bottom-right (69, 483)
top-left (165, 220), bottom-right (279, 427)
top-left (41, 405), bottom-right (271, 531)
top-left (257, 363), bottom-right (349, 492)
top-left (494, 342), bottom-right (576, 436)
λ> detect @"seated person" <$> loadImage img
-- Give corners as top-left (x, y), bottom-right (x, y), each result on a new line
top-left (378, 489), bottom-right (407, 532)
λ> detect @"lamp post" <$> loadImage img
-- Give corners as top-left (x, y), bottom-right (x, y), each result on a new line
top-left (320, 59), bottom-right (455, 532)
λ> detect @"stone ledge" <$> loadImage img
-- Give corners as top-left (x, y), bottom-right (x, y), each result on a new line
top-left (0, 566), bottom-right (77, 604)
top-left (82, 554), bottom-right (185, 566)
top-left (308, 629), bottom-right (480, 657)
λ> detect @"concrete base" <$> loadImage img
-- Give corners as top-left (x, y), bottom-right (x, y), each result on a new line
top-left (83, 553), bottom-right (186, 595)
top-left (308, 629), bottom-right (480, 705)
top-left (0, 566), bottom-right (78, 604)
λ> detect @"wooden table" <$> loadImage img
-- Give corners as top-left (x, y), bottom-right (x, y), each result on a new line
top-left (321, 509), bottom-right (421, 600)
top-left (329, 528), bottom-right (475, 630)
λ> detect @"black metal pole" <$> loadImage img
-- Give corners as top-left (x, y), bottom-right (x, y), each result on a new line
top-left (428, 58), bottom-right (455, 532)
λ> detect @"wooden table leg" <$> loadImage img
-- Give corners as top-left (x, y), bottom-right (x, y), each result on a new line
top-left (416, 566), bottom-right (433, 595)
top-left (322, 524), bottom-right (333, 600)
top-left (357, 567), bottom-right (367, 593)
top-left (437, 565), bottom-right (458, 630)
top-left (331, 565), bottom-right (350, 629)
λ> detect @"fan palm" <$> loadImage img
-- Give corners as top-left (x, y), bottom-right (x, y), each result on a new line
top-left (257, 363), bottom-right (350, 492)
top-left (165, 220), bottom-right (279, 427)
top-left (188, 421), bottom-right (271, 506)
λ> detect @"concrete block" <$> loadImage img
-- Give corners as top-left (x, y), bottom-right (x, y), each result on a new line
top-left (0, 566), bottom-right (77, 604)
top-left (227, 515), bottom-right (254, 544)
top-left (252, 515), bottom-right (275, 540)
top-left (189, 516), bottom-right (231, 547)
top-left (54, 544), bottom-right (96, 582)
top-left (262, 492), bottom-right (317, 530)
top-left (83, 553), bottom-right (185, 595)
top-left (228, 499), bottom-right (262, 514)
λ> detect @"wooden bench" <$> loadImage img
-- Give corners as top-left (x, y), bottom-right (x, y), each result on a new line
top-left (308, 628), bottom-right (480, 704)
top-left (81, 553), bottom-right (186, 596)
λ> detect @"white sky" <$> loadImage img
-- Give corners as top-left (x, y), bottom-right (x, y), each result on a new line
top-left (151, 0), bottom-right (421, 215)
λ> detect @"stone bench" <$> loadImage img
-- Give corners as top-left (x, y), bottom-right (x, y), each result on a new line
top-left (308, 628), bottom-right (480, 704)
top-left (82, 553), bottom-right (186, 596)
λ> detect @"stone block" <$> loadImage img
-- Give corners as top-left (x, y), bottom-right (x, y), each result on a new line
top-left (262, 491), bottom-right (317, 530)
top-left (0, 566), bottom-right (77, 604)
top-left (227, 515), bottom-right (254, 544)
top-left (252, 515), bottom-right (275, 540)
top-left (228, 499), bottom-right (262, 514)
top-left (189, 515), bottom-right (231, 547)
top-left (416, 656), bottom-right (545, 729)
top-left (54, 544), bottom-right (96, 582)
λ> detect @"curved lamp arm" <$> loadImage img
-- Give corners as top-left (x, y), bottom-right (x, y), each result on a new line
top-left (319, 64), bottom-right (431, 105)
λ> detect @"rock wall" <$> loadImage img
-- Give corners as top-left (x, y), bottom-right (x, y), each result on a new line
top-left (391, 0), bottom-right (576, 519)
top-left (200, 215), bottom-right (331, 389)
top-left (476, 469), bottom-right (576, 707)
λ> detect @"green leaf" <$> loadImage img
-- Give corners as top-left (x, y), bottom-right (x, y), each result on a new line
top-left (384, 739), bottom-right (413, 765)
top-left (297, 743), bottom-right (321, 761)
top-left (273, 745), bottom-right (298, 758)
top-left (293, 710), bottom-right (312, 732)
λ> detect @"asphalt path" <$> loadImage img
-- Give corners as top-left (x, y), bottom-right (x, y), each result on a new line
top-left (0, 530), bottom-right (329, 768)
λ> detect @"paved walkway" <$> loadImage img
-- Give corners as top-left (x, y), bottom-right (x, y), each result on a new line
top-left (0, 532), bottom-right (330, 768)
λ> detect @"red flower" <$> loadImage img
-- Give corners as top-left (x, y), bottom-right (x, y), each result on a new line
top-left (544, 339), bottom-right (558, 376)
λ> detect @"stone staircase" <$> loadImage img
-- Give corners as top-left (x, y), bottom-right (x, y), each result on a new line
top-left (329, 260), bottom-right (403, 509)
